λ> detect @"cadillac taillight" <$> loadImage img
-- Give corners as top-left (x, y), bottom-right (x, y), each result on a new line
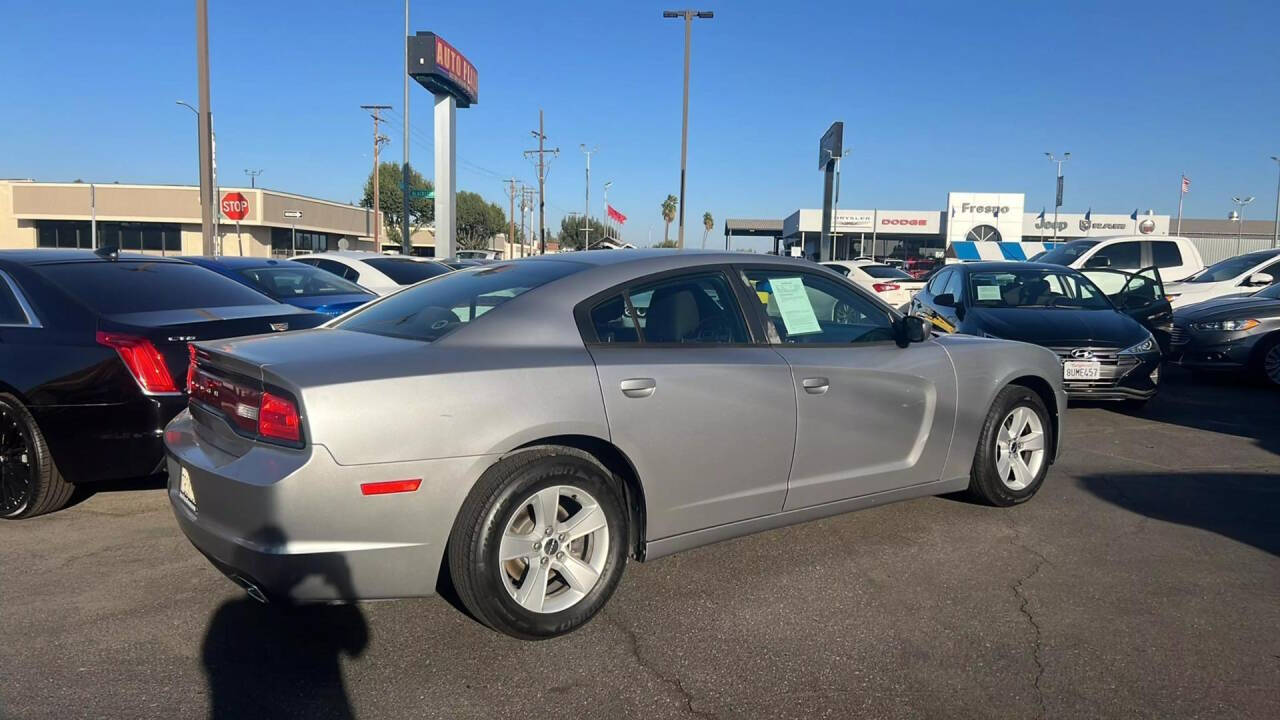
top-left (96, 331), bottom-right (178, 394)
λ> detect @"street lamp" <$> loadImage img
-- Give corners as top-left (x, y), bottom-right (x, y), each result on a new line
top-left (1231, 195), bottom-right (1255, 254)
top-left (1270, 156), bottom-right (1279, 249)
top-left (244, 169), bottom-right (263, 188)
top-left (827, 148), bottom-right (851, 258)
top-left (602, 180), bottom-right (614, 241)
top-left (178, 99), bottom-right (218, 256)
top-left (580, 144), bottom-right (598, 249)
top-left (1045, 151), bottom-right (1070, 240)
top-left (662, 9), bottom-right (714, 249)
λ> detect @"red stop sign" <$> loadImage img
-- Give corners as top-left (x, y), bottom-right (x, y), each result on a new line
top-left (221, 192), bottom-right (249, 221)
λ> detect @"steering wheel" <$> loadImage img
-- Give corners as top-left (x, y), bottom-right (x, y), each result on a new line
top-left (833, 301), bottom-right (859, 325)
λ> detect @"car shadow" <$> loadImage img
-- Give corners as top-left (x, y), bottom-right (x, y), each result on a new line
top-left (201, 526), bottom-right (368, 720)
top-left (1075, 367), bottom-right (1280, 458)
top-left (1078, 471), bottom-right (1280, 556)
top-left (65, 472), bottom-right (167, 509)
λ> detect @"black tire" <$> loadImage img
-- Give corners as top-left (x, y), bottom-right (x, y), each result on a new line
top-left (967, 385), bottom-right (1053, 507)
top-left (446, 446), bottom-right (629, 640)
top-left (0, 393), bottom-right (74, 519)
top-left (1252, 334), bottom-right (1280, 387)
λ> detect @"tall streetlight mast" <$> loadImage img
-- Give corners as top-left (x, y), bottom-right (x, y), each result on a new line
top-left (603, 180), bottom-right (614, 242)
top-left (580, 144), bottom-right (598, 250)
top-left (1044, 151), bottom-right (1070, 241)
top-left (662, 9), bottom-right (714, 249)
top-left (243, 169), bottom-right (262, 188)
top-left (1231, 195), bottom-right (1255, 255)
top-left (1270, 156), bottom-right (1279, 249)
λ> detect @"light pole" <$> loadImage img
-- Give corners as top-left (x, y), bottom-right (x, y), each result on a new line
top-left (244, 169), bottom-right (262, 188)
top-left (580, 144), bottom-right (597, 250)
top-left (1231, 195), bottom-right (1255, 255)
top-left (1044, 151), bottom-right (1070, 240)
top-left (828, 148), bottom-right (851, 259)
top-left (178, 99), bottom-right (217, 256)
top-left (662, 9), bottom-right (713, 249)
top-left (1270, 156), bottom-right (1279, 249)
top-left (602, 180), bottom-right (613, 242)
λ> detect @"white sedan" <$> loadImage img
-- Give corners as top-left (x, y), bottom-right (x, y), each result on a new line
top-left (292, 251), bottom-right (453, 295)
top-left (1164, 249), bottom-right (1280, 308)
top-left (822, 260), bottom-right (925, 310)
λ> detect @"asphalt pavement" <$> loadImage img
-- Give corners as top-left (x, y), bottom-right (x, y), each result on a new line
top-left (1, 369), bottom-right (1277, 720)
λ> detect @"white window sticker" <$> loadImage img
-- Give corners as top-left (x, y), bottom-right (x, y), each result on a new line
top-left (976, 285), bottom-right (1002, 301)
top-left (769, 277), bottom-right (822, 336)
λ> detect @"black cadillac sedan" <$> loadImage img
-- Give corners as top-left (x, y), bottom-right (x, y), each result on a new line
top-left (910, 262), bottom-right (1167, 402)
top-left (0, 249), bottom-right (327, 518)
top-left (1170, 283), bottom-right (1280, 386)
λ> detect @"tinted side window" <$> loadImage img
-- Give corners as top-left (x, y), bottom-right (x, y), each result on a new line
top-left (625, 272), bottom-right (748, 344)
top-left (926, 269), bottom-right (951, 294)
top-left (588, 295), bottom-right (638, 343)
top-left (942, 270), bottom-right (965, 301)
top-left (1150, 241), bottom-right (1182, 268)
top-left (744, 270), bottom-right (894, 345)
top-left (0, 275), bottom-right (28, 324)
top-left (1093, 242), bottom-right (1141, 269)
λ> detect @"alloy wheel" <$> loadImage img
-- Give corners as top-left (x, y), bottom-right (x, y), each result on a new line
top-left (994, 406), bottom-right (1046, 491)
top-left (0, 407), bottom-right (34, 517)
top-left (1265, 343), bottom-right (1280, 385)
top-left (498, 485), bottom-right (610, 614)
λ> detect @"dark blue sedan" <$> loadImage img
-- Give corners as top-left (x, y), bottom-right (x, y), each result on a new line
top-left (181, 256), bottom-right (376, 316)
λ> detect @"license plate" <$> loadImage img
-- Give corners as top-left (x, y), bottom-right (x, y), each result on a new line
top-left (178, 465), bottom-right (197, 509)
top-left (1063, 360), bottom-right (1101, 381)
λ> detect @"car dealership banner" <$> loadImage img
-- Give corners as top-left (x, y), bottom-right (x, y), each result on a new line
top-left (1021, 212), bottom-right (1169, 238)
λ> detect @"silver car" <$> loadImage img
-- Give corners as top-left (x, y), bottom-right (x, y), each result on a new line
top-left (166, 251), bottom-right (1066, 639)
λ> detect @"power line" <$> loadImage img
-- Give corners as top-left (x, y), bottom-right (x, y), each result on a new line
top-left (360, 104), bottom-right (392, 251)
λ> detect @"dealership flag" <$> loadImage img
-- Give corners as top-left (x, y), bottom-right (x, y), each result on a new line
top-left (1130, 209), bottom-right (1139, 221)
top-left (1036, 208), bottom-right (1045, 221)
top-left (1181, 175), bottom-right (1191, 193)
top-left (607, 205), bottom-right (627, 224)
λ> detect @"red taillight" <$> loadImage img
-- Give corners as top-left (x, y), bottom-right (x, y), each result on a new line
top-left (258, 391), bottom-right (300, 442)
top-left (872, 283), bottom-right (901, 293)
top-left (96, 331), bottom-right (178, 394)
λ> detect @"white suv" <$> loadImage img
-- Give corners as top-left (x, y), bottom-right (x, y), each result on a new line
top-left (1164, 249), bottom-right (1280, 308)
top-left (1039, 236), bottom-right (1205, 290)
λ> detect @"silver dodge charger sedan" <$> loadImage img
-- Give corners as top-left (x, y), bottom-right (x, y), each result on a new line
top-left (166, 250), bottom-right (1066, 639)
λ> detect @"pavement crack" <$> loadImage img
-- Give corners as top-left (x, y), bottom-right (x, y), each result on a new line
top-left (602, 609), bottom-right (716, 720)
top-left (1006, 524), bottom-right (1050, 719)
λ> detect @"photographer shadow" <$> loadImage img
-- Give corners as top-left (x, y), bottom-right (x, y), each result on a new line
top-left (201, 526), bottom-right (368, 720)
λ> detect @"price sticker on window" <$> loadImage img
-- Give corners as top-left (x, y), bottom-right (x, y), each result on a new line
top-left (769, 277), bottom-right (822, 336)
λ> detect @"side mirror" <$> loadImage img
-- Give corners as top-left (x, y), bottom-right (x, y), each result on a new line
top-left (1247, 272), bottom-right (1274, 287)
top-left (933, 293), bottom-right (956, 307)
top-left (1085, 255), bottom-right (1112, 268)
top-left (895, 315), bottom-right (931, 347)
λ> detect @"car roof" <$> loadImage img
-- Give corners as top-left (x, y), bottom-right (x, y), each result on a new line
top-left (950, 261), bottom-right (1077, 273)
top-left (0, 249), bottom-right (191, 266)
top-left (180, 256), bottom-right (311, 269)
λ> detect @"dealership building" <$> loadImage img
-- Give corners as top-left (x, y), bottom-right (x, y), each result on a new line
top-left (0, 180), bottom-right (407, 256)
top-left (727, 191), bottom-right (1275, 267)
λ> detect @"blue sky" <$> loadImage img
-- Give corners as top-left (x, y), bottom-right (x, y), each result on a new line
top-left (2, 0), bottom-right (1277, 248)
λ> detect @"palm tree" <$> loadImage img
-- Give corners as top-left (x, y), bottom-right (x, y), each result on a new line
top-left (661, 195), bottom-right (678, 245)
top-left (701, 211), bottom-right (714, 248)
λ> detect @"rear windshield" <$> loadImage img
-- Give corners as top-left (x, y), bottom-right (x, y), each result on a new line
top-left (1038, 240), bottom-right (1097, 266)
top-left (335, 260), bottom-right (584, 342)
top-left (861, 265), bottom-right (913, 280)
top-left (239, 264), bottom-right (371, 299)
top-left (35, 261), bottom-right (276, 314)
top-left (1188, 253), bottom-right (1275, 283)
top-left (364, 257), bottom-right (452, 285)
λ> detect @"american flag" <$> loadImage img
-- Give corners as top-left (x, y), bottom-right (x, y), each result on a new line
top-left (1181, 175), bottom-right (1191, 194)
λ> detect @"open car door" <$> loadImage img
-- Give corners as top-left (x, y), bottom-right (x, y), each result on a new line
top-left (1081, 266), bottom-right (1173, 354)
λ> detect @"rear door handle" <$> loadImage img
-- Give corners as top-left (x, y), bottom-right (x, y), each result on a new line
top-left (620, 378), bottom-right (656, 398)
top-left (801, 377), bottom-right (829, 395)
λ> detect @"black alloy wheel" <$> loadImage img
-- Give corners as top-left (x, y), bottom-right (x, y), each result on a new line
top-left (0, 404), bottom-right (36, 517)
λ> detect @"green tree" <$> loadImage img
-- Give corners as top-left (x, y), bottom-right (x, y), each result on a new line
top-left (456, 191), bottom-right (507, 250)
top-left (660, 194), bottom-right (678, 246)
top-left (654, 238), bottom-right (679, 248)
top-left (557, 215), bottom-right (612, 250)
top-left (361, 162), bottom-right (433, 245)
top-left (702, 211), bottom-right (714, 248)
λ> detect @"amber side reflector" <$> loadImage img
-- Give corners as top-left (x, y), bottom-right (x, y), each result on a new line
top-left (360, 479), bottom-right (422, 496)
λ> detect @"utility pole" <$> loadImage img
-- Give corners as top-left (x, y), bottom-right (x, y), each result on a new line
top-left (521, 186), bottom-right (535, 258)
top-left (195, 0), bottom-right (215, 255)
top-left (362, 104), bottom-right (392, 252)
top-left (662, 9), bottom-right (714, 249)
top-left (580, 145), bottom-right (597, 250)
top-left (523, 109), bottom-right (559, 254)
top-left (401, 0), bottom-right (411, 255)
top-left (243, 169), bottom-right (262, 188)
top-left (505, 177), bottom-right (519, 256)
top-left (1045, 151), bottom-right (1070, 240)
